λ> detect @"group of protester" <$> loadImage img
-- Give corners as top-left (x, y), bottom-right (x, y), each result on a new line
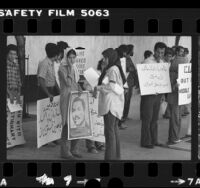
top-left (6, 40), bottom-right (191, 160)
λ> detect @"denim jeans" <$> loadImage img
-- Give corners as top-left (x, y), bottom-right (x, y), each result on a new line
top-left (104, 111), bottom-right (121, 160)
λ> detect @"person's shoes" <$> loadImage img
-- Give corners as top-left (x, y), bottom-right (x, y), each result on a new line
top-left (60, 153), bottom-right (77, 160)
top-left (141, 145), bottom-right (154, 149)
top-left (121, 117), bottom-right (127, 122)
top-left (166, 141), bottom-right (176, 145)
top-left (97, 145), bottom-right (105, 151)
top-left (154, 143), bottom-right (164, 147)
top-left (119, 124), bottom-right (128, 130)
top-left (60, 148), bottom-right (76, 160)
top-left (53, 140), bottom-right (60, 145)
top-left (167, 139), bottom-right (182, 145)
top-left (173, 139), bottom-right (182, 143)
top-left (163, 114), bottom-right (170, 119)
top-left (88, 148), bottom-right (98, 154)
top-left (184, 111), bottom-right (190, 115)
top-left (71, 152), bottom-right (83, 158)
top-left (46, 142), bottom-right (57, 147)
top-left (184, 134), bottom-right (191, 138)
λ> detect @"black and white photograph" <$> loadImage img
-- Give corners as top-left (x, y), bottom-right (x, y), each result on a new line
top-left (6, 36), bottom-right (191, 160)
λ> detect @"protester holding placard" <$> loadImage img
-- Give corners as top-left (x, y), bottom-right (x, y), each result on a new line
top-left (140, 42), bottom-right (167, 149)
top-left (37, 43), bottom-right (61, 146)
top-left (37, 43), bottom-right (60, 102)
top-left (140, 50), bottom-right (153, 120)
top-left (58, 49), bottom-right (83, 159)
top-left (181, 48), bottom-right (190, 117)
top-left (94, 48), bottom-right (126, 160)
top-left (7, 44), bottom-right (22, 104)
top-left (166, 46), bottom-right (189, 145)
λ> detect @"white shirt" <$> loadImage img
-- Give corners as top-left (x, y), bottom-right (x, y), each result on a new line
top-left (98, 65), bottom-right (125, 120)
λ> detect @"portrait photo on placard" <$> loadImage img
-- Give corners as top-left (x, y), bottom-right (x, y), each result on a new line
top-left (68, 91), bottom-right (92, 140)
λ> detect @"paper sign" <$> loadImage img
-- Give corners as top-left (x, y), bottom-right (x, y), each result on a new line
top-left (178, 63), bottom-right (191, 105)
top-left (75, 48), bottom-right (86, 75)
top-left (7, 96), bottom-right (26, 148)
top-left (87, 92), bottom-right (105, 143)
top-left (37, 96), bottom-right (62, 148)
top-left (84, 67), bottom-right (100, 88)
top-left (137, 63), bottom-right (172, 95)
top-left (7, 99), bottom-right (23, 112)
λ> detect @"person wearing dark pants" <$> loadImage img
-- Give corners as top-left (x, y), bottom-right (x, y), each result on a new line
top-left (122, 87), bottom-right (133, 120)
top-left (123, 44), bottom-right (139, 121)
top-left (140, 94), bottom-right (162, 148)
top-left (94, 48), bottom-right (126, 160)
top-left (168, 103), bottom-right (182, 144)
top-left (140, 42), bottom-right (167, 148)
top-left (104, 111), bottom-right (120, 160)
top-left (166, 47), bottom-right (188, 145)
top-left (140, 50), bottom-right (153, 120)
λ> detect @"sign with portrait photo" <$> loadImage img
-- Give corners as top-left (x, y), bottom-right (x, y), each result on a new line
top-left (68, 91), bottom-right (93, 140)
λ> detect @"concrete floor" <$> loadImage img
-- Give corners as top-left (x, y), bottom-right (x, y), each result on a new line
top-left (7, 90), bottom-right (191, 160)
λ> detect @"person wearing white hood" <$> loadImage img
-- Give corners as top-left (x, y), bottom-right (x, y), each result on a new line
top-left (58, 48), bottom-right (83, 159)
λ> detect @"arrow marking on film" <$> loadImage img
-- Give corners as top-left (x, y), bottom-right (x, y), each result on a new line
top-left (170, 178), bottom-right (185, 185)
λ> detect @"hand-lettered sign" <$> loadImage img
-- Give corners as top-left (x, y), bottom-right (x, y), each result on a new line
top-left (37, 96), bottom-right (62, 148)
top-left (178, 63), bottom-right (192, 105)
top-left (7, 96), bottom-right (26, 148)
top-left (87, 92), bottom-right (105, 143)
top-left (137, 63), bottom-right (172, 95)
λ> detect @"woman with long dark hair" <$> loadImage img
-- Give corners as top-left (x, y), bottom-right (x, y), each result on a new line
top-left (94, 48), bottom-right (126, 160)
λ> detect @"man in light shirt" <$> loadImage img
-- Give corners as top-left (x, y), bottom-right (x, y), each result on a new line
top-left (140, 42), bottom-right (167, 149)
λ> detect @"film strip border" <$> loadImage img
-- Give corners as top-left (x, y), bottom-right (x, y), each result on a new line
top-left (0, 8), bottom-right (199, 187)
top-left (0, 162), bottom-right (200, 187)
top-left (1, 18), bottom-right (200, 34)
top-left (0, 9), bottom-right (199, 34)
